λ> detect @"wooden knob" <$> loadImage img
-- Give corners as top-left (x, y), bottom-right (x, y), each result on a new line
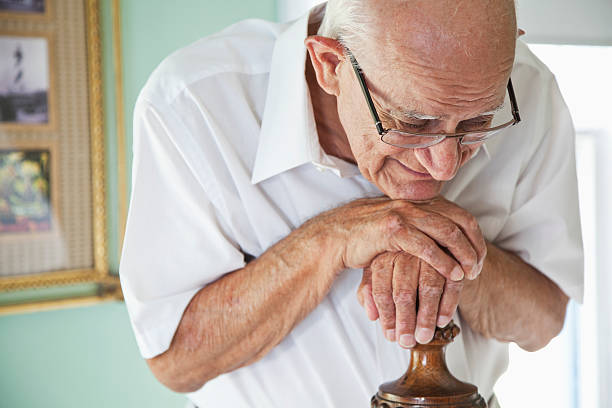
top-left (371, 321), bottom-right (486, 408)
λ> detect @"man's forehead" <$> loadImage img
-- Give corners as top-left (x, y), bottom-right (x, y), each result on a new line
top-left (367, 67), bottom-right (510, 121)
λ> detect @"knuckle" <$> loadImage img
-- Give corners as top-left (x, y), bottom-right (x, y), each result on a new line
top-left (422, 267), bottom-right (445, 284)
top-left (446, 224), bottom-right (463, 241)
top-left (411, 206), bottom-right (428, 219)
top-left (445, 280), bottom-right (464, 293)
top-left (371, 287), bottom-right (390, 298)
top-left (393, 289), bottom-right (417, 306)
top-left (372, 292), bottom-right (394, 309)
top-left (370, 252), bottom-right (395, 273)
top-left (420, 241), bottom-right (436, 260)
top-left (466, 215), bottom-right (480, 231)
top-left (391, 199), bottom-right (409, 209)
top-left (370, 257), bottom-right (386, 273)
top-left (382, 211), bottom-right (403, 234)
top-left (419, 284), bottom-right (443, 299)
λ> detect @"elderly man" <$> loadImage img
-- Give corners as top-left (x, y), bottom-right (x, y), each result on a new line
top-left (120, 0), bottom-right (583, 407)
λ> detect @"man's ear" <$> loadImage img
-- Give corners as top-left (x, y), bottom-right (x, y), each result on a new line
top-left (304, 36), bottom-right (345, 96)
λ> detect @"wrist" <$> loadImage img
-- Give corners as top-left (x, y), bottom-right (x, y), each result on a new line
top-left (458, 242), bottom-right (496, 337)
top-left (300, 213), bottom-right (347, 276)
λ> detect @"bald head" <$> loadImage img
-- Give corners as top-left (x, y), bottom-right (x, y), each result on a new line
top-left (319, 0), bottom-right (517, 76)
top-left (318, 0), bottom-right (517, 121)
top-left (366, 0), bottom-right (516, 74)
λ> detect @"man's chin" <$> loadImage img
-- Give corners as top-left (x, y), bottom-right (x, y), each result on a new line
top-left (383, 180), bottom-right (443, 201)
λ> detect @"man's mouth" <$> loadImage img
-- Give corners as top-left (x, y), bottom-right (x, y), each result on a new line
top-left (390, 159), bottom-right (433, 179)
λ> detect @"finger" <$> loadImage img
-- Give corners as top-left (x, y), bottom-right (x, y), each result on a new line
top-left (371, 252), bottom-right (398, 341)
top-left (393, 253), bottom-right (419, 348)
top-left (437, 278), bottom-right (463, 328)
top-left (424, 199), bottom-right (488, 277)
top-left (408, 213), bottom-right (478, 279)
top-left (358, 267), bottom-right (379, 321)
top-left (388, 221), bottom-right (464, 282)
top-left (415, 262), bottom-right (444, 344)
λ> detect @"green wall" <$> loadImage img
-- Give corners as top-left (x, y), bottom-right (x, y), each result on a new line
top-left (0, 1), bottom-right (276, 407)
top-left (120, 0), bottom-right (278, 190)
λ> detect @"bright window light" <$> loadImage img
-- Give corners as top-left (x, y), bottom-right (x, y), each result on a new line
top-left (495, 44), bottom-right (612, 408)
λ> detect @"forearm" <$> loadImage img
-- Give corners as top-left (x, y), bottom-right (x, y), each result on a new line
top-left (147, 219), bottom-right (340, 393)
top-left (458, 242), bottom-right (569, 351)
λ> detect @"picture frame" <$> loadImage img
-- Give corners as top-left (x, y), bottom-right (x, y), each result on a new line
top-left (0, 0), bottom-right (121, 314)
top-left (0, 0), bottom-right (52, 21)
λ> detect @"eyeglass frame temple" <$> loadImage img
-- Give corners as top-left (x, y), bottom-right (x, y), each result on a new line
top-left (507, 78), bottom-right (521, 123)
top-left (347, 47), bottom-right (521, 136)
top-left (347, 50), bottom-right (385, 135)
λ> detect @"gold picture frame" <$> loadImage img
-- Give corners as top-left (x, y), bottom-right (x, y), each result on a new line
top-left (0, 0), bottom-right (121, 315)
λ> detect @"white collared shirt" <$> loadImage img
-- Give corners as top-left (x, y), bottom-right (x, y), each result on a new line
top-left (120, 4), bottom-right (583, 407)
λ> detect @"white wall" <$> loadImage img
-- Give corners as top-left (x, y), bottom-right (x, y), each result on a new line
top-left (517, 0), bottom-right (612, 45)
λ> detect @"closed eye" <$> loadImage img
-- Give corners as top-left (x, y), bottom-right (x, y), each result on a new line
top-left (384, 114), bottom-right (432, 132)
top-left (459, 116), bottom-right (493, 131)
top-left (401, 121), bottom-right (429, 131)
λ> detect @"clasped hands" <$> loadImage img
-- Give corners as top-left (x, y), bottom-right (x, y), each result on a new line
top-left (325, 196), bottom-right (486, 349)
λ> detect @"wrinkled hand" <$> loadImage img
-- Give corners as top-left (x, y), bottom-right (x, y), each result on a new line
top-left (356, 252), bottom-right (464, 347)
top-left (320, 196), bottom-right (486, 347)
top-left (320, 196), bottom-right (486, 281)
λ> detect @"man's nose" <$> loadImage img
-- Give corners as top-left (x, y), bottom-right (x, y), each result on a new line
top-left (414, 137), bottom-right (461, 181)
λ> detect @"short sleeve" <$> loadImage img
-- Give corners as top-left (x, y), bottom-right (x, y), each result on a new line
top-left (494, 78), bottom-right (584, 302)
top-left (120, 98), bottom-right (246, 359)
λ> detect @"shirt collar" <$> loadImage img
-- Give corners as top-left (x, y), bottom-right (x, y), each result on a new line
top-left (251, 3), bottom-right (490, 184)
top-left (251, 3), bottom-right (360, 184)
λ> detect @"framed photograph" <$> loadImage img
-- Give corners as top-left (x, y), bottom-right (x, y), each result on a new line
top-left (0, 33), bottom-right (53, 128)
top-left (0, 141), bottom-right (57, 236)
top-left (0, 0), bottom-right (120, 314)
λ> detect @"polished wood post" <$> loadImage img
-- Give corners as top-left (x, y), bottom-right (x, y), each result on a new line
top-left (371, 322), bottom-right (487, 408)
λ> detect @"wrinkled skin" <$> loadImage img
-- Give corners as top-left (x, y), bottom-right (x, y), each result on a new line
top-left (305, 0), bottom-right (516, 346)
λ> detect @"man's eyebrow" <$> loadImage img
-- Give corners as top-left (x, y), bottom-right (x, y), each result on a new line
top-left (477, 102), bottom-right (506, 117)
top-left (389, 101), bottom-right (506, 122)
top-left (389, 109), bottom-right (441, 121)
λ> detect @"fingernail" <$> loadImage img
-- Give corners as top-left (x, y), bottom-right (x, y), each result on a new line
top-left (451, 266), bottom-right (464, 281)
top-left (437, 315), bottom-right (451, 327)
top-left (399, 334), bottom-right (416, 348)
top-left (385, 329), bottom-right (396, 342)
top-left (415, 327), bottom-right (434, 344)
top-left (469, 264), bottom-right (479, 280)
top-left (365, 298), bottom-right (377, 321)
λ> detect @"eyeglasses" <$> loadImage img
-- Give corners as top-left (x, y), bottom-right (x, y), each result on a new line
top-left (346, 48), bottom-right (521, 149)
